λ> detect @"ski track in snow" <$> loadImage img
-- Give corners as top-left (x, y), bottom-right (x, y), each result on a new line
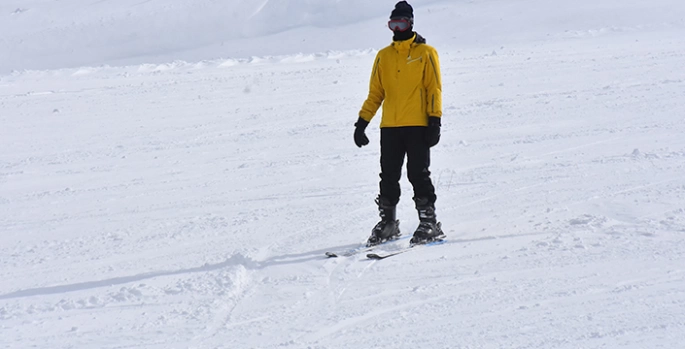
top-left (2, 1), bottom-right (685, 348)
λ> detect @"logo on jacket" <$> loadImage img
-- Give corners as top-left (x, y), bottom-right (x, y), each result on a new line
top-left (406, 55), bottom-right (422, 64)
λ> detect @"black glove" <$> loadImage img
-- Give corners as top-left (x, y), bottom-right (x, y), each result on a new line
top-left (426, 116), bottom-right (441, 147)
top-left (354, 117), bottom-right (370, 148)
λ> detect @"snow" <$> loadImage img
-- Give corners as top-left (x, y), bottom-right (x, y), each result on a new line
top-left (1, 0), bottom-right (685, 348)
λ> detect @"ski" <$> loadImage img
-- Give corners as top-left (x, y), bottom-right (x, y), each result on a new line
top-left (366, 239), bottom-right (446, 260)
top-left (325, 245), bottom-right (375, 258)
top-left (325, 235), bottom-right (408, 258)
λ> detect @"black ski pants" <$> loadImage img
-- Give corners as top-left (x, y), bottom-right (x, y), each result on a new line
top-left (379, 127), bottom-right (436, 206)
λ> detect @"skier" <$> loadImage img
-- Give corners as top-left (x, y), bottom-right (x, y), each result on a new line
top-left (354, 1), bottom-right (445, 246)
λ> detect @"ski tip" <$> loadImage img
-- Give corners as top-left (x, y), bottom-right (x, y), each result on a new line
top-left (366, 253), bottom-right (383, 259)
top-left (325, 252), bottom-right (339, 258)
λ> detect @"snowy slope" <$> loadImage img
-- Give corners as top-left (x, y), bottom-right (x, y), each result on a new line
top-left (3, 0), bottom-right (683, 73)
top-left (2, 0), bottom-right (685, 348)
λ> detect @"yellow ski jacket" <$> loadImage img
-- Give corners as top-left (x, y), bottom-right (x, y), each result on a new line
top-left (359, 33), bottom-right (442, 128)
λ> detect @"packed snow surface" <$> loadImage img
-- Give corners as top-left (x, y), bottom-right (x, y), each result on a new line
top-left (1, 0), bottom-right (685, 348)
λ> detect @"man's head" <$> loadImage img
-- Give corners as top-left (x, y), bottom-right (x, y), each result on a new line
top-left (388, 1), bottom-right (414, 33)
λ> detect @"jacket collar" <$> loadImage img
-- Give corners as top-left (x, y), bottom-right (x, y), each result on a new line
top-left (392, 33), bottom-right (417, 52)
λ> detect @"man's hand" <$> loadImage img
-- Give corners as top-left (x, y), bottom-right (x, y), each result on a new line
top-left (426, 116), bottom-right (441, 147)
top-left (354, 117), bottom-right (370, 148)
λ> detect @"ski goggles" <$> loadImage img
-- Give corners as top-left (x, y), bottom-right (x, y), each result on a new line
top-left (388, 18), bottom-right (413, 32)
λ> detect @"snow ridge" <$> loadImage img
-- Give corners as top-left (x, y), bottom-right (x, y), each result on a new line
top-left (0, 49), bottom-right (376, 80)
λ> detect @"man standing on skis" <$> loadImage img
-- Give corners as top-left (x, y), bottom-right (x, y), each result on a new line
top-left (354, 1), bottom-right (444, 246)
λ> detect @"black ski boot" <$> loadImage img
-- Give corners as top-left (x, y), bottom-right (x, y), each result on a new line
top-left (410, 197), bottom-right (445, 245)
top-left (366, 196), bottom-right (401, 246)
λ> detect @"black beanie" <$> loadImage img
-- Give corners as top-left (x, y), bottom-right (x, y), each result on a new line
top-left (390, 1), bottom-right (414, 19)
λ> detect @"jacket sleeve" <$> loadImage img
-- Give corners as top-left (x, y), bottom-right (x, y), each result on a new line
top-left (358, 53), bottom-right (385, 122)
top-left (423, 46), bottom-right (442, 118)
